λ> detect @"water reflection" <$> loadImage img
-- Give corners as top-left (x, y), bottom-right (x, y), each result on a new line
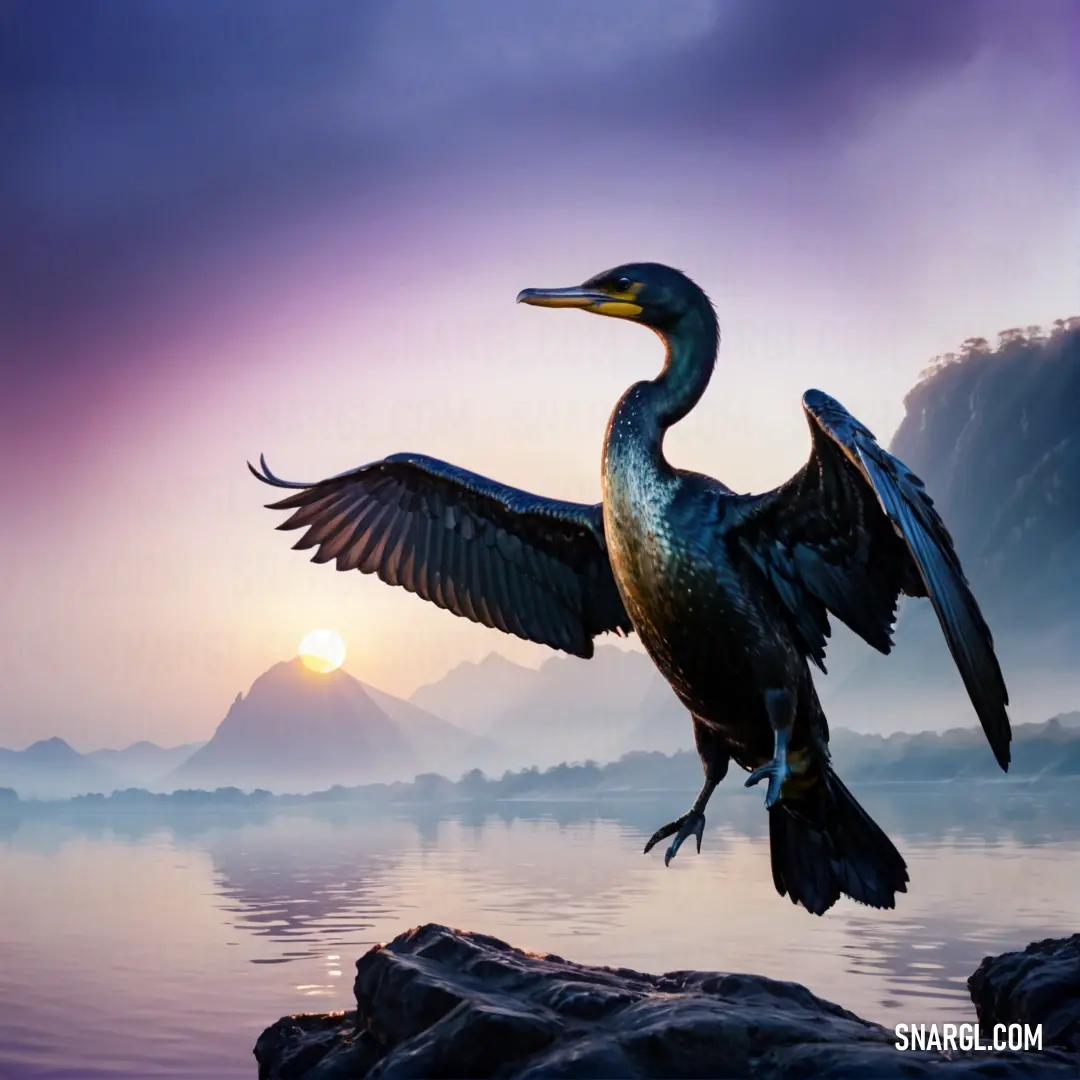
top-left (192, 784), bottom-right (1080, 1022)
top-left (842, 911), bottom-right (999, 1015)
top-left (0, 785), bottom-right (1076, 1079)
top-left (206, 814), bottom-right (412, 954)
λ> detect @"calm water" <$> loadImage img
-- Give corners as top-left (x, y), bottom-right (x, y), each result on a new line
top-left (0, 784), bottom-right (1077, 1079)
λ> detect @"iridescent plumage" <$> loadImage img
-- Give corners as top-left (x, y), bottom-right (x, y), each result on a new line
top-left (251, 262), bottom-right (1011, 915)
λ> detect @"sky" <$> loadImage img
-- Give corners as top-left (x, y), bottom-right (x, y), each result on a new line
top-left (1, 0), bottom-right (1078, 751)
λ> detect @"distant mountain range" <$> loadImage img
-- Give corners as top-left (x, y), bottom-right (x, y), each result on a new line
top-left (0, 736), bottom-right (204, 801)
top-left (0, 657), bottom-right (515, 799)
top-left (167, 658), bottom-right (513, 793)
top-left (7, 715), bottom-right (1080, 819)
top-left (411, 652), bottom-right (540, 733)
top-left (89, 740), bottom-right (204, 783)
top-left (412, 646), bottom-right (690, 767)
top-left (0, 649), bottom-right (692, 799)
top-left (5, 327), bottom-right (1077, 797)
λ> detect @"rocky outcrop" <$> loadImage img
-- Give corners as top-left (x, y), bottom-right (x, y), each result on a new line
top-left (969, 935), bottom-right (1080, 1053)
top-left (255, 924), bottom-right (1080, 1078)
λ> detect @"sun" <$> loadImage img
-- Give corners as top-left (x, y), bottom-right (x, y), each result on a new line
top-left (298, 629), bottom-right (347, 674)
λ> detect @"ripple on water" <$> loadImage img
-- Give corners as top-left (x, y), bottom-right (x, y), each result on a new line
top-left (0, 789), bottom-right (1076, 1078)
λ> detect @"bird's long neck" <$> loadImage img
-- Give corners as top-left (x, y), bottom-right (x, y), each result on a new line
top-left (648, 309), bottom-right (719, 430)
top-left (604, 306), bottom-right (718, 489)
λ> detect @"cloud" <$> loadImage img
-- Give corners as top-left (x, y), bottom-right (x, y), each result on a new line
top-left (5, 0), bottom-right (1063, 342)
top-left (2, 1), bottom-right (1077, 746)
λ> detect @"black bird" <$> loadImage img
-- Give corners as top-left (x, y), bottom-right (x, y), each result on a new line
top-left (249, 262), bottom-right (1011, 916)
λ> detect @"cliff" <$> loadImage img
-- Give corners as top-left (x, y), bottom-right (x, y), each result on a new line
top-left (824, 324), bottom-right (1080, 730)
top-left (891, 324), bottom-right (1080, 633)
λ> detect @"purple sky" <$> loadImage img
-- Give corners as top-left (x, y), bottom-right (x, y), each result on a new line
top-left (2, 0), bottom-right (1078, 750)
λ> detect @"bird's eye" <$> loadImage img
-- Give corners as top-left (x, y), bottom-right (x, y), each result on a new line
top-left (616, 276), bottom-right (633, 292)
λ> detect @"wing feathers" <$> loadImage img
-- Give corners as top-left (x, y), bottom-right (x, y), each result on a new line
top-left (250, 452), bottom-right (633, 656)
top-left (812, 391), bottom-right (1009, 768)
top-left (733, 389), bottom-right (1010, 771)
top-left (853, 442), bottom-right (1010, 768)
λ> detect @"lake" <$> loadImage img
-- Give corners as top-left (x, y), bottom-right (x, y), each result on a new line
top-left (0, 783), bottom-right (1077, 1079)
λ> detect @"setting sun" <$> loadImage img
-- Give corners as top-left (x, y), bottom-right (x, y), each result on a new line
top-left (298, 629), bottom-right (346, 674)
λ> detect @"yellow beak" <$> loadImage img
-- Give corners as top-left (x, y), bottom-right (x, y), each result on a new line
top-left (516, 286), bottom-right (642, 319)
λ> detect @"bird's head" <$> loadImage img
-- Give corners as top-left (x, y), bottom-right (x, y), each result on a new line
top-left (516, 262), bottom-right (713, 334)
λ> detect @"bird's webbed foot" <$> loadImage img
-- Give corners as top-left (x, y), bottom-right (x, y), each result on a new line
top-left (744, 687), bottom-right (796, 810)
top-left (744, 743), bottom-right (790, 810)
top-left (643, 809), bottom-right (706, 866)
top-left (645, 721), bottom-right (726, 867)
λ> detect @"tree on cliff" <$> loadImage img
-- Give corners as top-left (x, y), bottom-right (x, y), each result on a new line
top-left (896, 319), bottom-right (1080, 627)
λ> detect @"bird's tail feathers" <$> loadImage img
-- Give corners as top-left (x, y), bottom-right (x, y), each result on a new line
top-left (768, 765), bottom-right (909, 916)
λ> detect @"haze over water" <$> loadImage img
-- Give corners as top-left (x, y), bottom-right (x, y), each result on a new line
top-left (1, 785), bottom-right (1075, 1079)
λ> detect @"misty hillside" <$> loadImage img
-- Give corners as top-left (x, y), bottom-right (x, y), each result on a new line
top-left (88, 740), bottom-right (203, 785)
top-left (165, 657), bottom-right (510, 794)
top-left (0, 647), bottom-right (694, 799)
top-left (413, 646), bottom-right (694, 766)
top-left (15, 715), bottom-right (1080, 818)
top-left (361, 683), bottom-right (505, 775)
top-left (823, 322), bottom-right (1080, 731)
top-left (0, 737), bottom-right (202, 800)
top-left (410, 653), bottom-right (539, 733)
top-left (0, 663), bottom-right (493, 799)
top-left (485, 646), bottom-right (670, 766)
top-left (0, 737), bottom-right (125, 801)
top-left (169, 659), bottom-right (420, 792)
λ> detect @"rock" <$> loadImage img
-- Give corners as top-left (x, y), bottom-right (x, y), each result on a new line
top-left (255, 924), bottom-right (1080, 1078)
top-left (969, 935), bottom-right (1080, 1052)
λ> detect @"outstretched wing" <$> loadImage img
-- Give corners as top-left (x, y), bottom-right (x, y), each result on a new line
top-left (729, 389), bottom-right (1011, 770)
top-left (249, 452), bottom-right (633, 658)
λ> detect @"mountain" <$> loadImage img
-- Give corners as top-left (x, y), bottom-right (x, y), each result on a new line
top-left (821, 323), bottom-right (1080, 732)
top-left (169, 659), bottom-right (419, 792)
top-left (411, 646), bottom-right (698, 768)
top-left (1, 663), bottom-right (488, 801)
top-left (622, 679), bottom-right (696, 754)
top-left (0, 737), bottom-right (124, 800)
top-left (361, 684), bottom-right (505, 775)
top-left (45, 716), bottom-right (1080, 821)
top-left (410, 653), bottom-right (538, 733)
top-left (88, 740), bottom-right (202, 785)
top-left (481, 646), bottom-right (682, 767)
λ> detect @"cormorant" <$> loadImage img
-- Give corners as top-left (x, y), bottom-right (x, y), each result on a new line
top-left (249, 262), bottom-right (1011, 916)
